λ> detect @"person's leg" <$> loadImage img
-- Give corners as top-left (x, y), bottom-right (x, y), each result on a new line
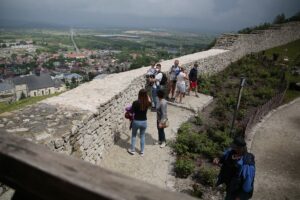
top-left (172, 80), bottom-right (176, 98)
top-left (130, 121), bottom-right (138, 153)
top-left (159, 127), bottom-right (166, 148)
top-left (151, 87), bottom-right (157, 108)
top-left (139, 121), bottom-right (147, 154)
top-left (179, 93), bottom-right (183, 103)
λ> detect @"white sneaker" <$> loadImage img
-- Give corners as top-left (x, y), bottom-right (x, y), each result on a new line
top-left (127, 148), bottom-right (135, 155)
top-left (140, 152), bottom-right (144, 156)
top-left (154, 141), bottom-right (162, 145)
top-left (160, 142), bottom-right (166, 148)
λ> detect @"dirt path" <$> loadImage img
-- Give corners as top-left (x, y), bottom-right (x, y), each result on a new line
top-left (100, 94), bottom-right (212, 190)
top-left (251, 98), bottom-right (300, 200)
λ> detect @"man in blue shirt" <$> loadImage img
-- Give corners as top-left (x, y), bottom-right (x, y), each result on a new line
top-left (214, 137), bottom-right (255, 200)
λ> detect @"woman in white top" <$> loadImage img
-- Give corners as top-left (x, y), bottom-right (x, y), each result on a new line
top-left (175, 67), bottom-right (188, 103)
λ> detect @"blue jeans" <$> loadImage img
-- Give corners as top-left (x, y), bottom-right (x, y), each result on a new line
top-left (157, 120), bottom-right (166, 142)
top-left (151, 87), bottom-right (157, 108)
top-left (131, 120), bottom-right (147, 153)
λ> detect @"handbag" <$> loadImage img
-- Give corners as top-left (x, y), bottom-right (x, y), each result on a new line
top-left (160, 118), bottom-right (169, 128)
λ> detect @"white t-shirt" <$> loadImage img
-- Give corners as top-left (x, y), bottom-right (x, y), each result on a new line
top-left (153, 72), bottom-right (163, 88)
top-left (176, 72), bottom-right (186, 85)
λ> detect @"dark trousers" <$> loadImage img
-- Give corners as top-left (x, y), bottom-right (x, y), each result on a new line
top-left (157, 120), bottom-right (166, 142)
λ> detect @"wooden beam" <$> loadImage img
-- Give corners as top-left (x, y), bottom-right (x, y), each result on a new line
top-left (0, 133), bottom-right (197, 200)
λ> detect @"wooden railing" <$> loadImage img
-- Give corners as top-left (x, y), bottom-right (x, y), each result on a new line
top-left (0, 133), bottom-right (197, 200)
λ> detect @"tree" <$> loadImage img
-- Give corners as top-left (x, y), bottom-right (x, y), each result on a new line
top-left (273, 13), bottom-right (286, 24)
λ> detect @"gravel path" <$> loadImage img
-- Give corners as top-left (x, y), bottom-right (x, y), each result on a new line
top-left (100, 94), bottom-right (212, 190)
top-left (251, 98), bottom-right (300, 200)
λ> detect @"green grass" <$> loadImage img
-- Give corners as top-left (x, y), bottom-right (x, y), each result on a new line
top-left (265, 39), bottom-right (300, 64)
top-left (0, 93), bottom-right (62, 114)
top-left (264, 39), bottom-right (300, 102)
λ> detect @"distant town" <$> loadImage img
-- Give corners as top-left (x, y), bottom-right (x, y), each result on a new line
top-left (0, 28), bottom-right (214, 103)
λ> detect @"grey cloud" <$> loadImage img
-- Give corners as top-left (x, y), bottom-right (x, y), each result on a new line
top-left (0, 0), bottom-right (299, 31)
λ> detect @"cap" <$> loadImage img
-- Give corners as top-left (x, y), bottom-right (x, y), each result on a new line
top-left (232, 136), bottom-right (246, 148)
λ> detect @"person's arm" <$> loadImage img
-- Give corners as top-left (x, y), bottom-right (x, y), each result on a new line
top-left (213, 149), bottom-right (231, 165)
top-left (241, 165), bottom-right (255, 193)
top-left (156, 73), bottom-right (163, 82)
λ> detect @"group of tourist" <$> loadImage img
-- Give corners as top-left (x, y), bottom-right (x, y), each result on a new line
top-left (147, 60), bottom-right (200, 106)
top-left (126, 60), bottom-right (256, 200)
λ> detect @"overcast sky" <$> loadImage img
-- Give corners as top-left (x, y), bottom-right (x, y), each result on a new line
top-left (0, 0), bottom-right (299, 32)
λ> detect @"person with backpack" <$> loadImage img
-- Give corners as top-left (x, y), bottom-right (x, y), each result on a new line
top-left (188, 63), bottom-right (199, 97)
top-left (127, 89), bottom-right (151, 156)
top-left (149, 64), bottom-right (163, 111)
top-left (168, 60), bottom-right (181, 101)
top-left (213, 136), bottom-right (255, 200)
top-left (156, 64), bottom-right (168, 98)
top-left (145, 62), bottom-right (157, 108)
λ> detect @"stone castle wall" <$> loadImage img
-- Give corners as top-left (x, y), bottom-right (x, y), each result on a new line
top-left (1, 22), bottom-right (300, 166)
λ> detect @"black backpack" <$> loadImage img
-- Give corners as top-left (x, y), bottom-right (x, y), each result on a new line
top-left (160, 72), bottom-right (168, 85)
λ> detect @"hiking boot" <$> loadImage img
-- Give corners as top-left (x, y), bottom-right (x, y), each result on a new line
top-left (160, 142), bottom-right (166, 148)
top-left (127, 148), bottom-right (135, 155)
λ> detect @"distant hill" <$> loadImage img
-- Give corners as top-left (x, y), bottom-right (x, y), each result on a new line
top-left (238, 11), bottom-right (300, 34)
top-left (0, 19), bottom-right (68, 29)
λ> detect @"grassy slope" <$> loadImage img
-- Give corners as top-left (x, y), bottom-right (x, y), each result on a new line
top-left (265, 39), bottom-right (300, 103)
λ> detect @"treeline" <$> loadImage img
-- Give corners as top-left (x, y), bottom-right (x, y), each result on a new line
top-left (238, 11), bottom-right (300, 34)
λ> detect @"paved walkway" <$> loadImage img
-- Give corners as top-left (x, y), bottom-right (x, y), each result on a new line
top-left (251, 98), bottom-right (300, 200)
top-left (100, 93), bottom-right (212, 190)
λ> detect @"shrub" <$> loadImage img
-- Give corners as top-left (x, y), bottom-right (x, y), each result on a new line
top-left (237, 108), bottom-right (247, 120)
top-left (193, 113), bottom-right (203, 126)
top-left (254, 87), bottom-right (274, 99)
top-left (195, 167), bottom-right (219, 187)
top-left (175, 158), bottom-right (195, 178)
top-left (178, 122), bottom-right (193, 134)
top-left (192, 184), bottom-right (203, 198)
top-left (211, 105), bottom-right (227, 120)
top-left (207, 129), bottom-right (233, 151)
top-left (172, 143), bottom-right (189, 156)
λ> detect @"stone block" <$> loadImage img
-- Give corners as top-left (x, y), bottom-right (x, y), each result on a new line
top-left (54, 138), bottom-right (64, 149)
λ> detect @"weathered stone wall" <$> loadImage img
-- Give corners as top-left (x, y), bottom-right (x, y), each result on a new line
top-left (63, 76), bottom-right (146, 164)
top-left (214, 22), bottom-right (300, 52)
top-left (1, 22), bottom-right (300, 167)
top-left (1, 21), bottom-right (300, 197)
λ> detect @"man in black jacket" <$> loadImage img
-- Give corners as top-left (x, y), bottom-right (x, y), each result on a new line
top-left (188, 63), bottom-right (199, 97)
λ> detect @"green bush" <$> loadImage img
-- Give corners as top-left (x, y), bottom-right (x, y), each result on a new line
top-left (192, 184), bottom-right (203, 198)
top-left (196, 167), bottom-right (219, 187)
top-left (193, 113), bottom-right (203, 126)
top-left (211, 105), bottom-right (227, 120)
top-left (237, 109), bottom-right (247, 120)
top-left (254, 87), bottom-right (275, 99)
top-left (172, 143), bottom-right (189, 156)
top-left (178, 122), bottom-right (193, 135)
top-left (175, 158), bottom-right (195, 178)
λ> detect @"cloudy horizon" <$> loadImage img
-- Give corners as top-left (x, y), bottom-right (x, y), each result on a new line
top-left (0, 0), bottom-right (299, 32)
